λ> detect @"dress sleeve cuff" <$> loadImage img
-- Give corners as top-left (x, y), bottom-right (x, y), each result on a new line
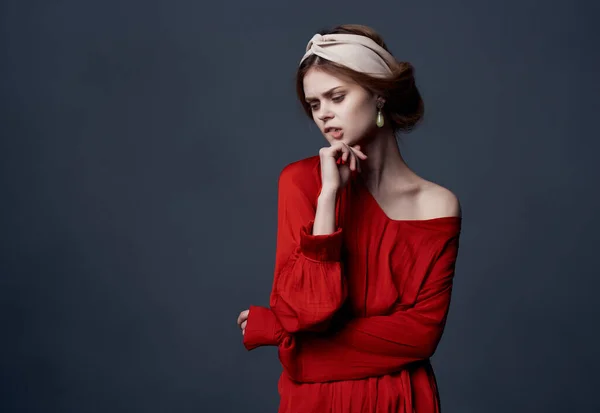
top-left (243, 305), bottom-right (284, 351)
top-left (299, 220), bottom-right (343, 262)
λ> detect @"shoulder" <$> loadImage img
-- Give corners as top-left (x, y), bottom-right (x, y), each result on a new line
top-left (417, 180), bottom-right (462, 220)
top-left (278, 155), bottom-right (321, 197)
top-left (279, 155), bottom-right (320, 185)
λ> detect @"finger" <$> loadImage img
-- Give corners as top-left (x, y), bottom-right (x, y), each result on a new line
top-left (327, 145), bottom-right (343, 160)
top-left (341, 144), bottom-right (353, 165)
top-left (237, 310), bottom-right (249, 326)
top-left (350, 150), bottom-right (356, 171)
top-left (241, 320), bottom-right (247, 330)
top-left (340, 143), bottom-right (350, 168)
top-left (352, 148), bottom-right (368, 160)
top-left (345, 143), bottom-right (355, 161)
top-left (321, 146), bottom-right (341, 160)
top-left (350, 144), bottom-right (366, 157)
top-left (353, 151), bottom-right (361, 173)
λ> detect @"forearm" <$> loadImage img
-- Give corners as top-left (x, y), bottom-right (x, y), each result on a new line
top-left (268, 168), bottom-right (346, 333)
top-left (246, 297), bottom-right (446, 380)
top-left (277, 307), bottom-right (448, 382)
top-left (311, 188), bottom-right (338, 236)
top-left (278, 234), bottom-right (461, 382)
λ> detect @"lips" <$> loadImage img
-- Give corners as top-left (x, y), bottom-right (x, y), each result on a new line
top-left (324, 127), bottom-right (344, 140)
top-left (327, 128), bottom-right (344, 140)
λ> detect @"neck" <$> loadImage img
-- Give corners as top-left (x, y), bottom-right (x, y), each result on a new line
top-left (358, 127), bottom-right (417, 191)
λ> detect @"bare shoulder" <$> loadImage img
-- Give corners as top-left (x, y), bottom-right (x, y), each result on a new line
top-left (417, 179), bottom-right (462, 219)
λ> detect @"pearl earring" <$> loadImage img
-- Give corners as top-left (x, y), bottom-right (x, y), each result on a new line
top-left (376, 100), bottom-right (384, 128)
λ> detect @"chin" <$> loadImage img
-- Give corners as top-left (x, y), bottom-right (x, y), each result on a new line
top-left (338, 133), bottom-right (355, 145)
top-left (323, 133), bottom-right (359, 147)
top-left (342, 135), bottom-right (363, 147)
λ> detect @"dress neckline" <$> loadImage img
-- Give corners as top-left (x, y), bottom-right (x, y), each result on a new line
top-left (355, 175), bottom-right (462, 224)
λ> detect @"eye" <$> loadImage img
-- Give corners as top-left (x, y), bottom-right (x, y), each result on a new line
top-left (310, 103), bottom-right (320, 111)
top-left (332, 94), bottom-right (345, 102)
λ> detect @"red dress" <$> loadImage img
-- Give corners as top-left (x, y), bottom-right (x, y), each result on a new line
top-left (244, 156), bottom-right (462, 413)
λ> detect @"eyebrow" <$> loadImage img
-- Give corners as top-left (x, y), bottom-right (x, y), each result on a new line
top-left (305, 86), bottom-right (345, 102)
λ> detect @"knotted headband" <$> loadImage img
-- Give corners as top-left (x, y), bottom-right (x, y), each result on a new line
top-left (299, 33), bottom-right (396, 78)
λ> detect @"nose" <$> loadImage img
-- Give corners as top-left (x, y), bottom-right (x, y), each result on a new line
top-left (317, 105), bottom-right (334, 122)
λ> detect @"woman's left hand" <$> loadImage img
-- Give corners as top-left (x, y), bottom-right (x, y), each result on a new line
top-left (237, 309), bottom-right (249, 335)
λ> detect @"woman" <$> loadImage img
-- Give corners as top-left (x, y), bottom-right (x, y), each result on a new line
top-left (236, 24), bottom-right (462, 413)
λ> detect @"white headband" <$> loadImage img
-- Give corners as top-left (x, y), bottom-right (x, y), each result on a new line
top-left (299, 33), bottom-right (396, 78)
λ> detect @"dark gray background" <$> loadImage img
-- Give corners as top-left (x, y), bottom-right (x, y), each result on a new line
top-left (1, 0), bottom-right (599, 412)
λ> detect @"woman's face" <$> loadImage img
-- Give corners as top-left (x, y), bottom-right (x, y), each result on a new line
top-left (303, 68), bottom-right (379, 146)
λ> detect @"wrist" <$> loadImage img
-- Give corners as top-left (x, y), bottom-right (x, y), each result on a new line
top-left (319, 187), bottom-right (338, 201)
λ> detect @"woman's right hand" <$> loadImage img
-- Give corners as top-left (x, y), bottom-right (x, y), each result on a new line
top-left (319, 142), bottom-right (368, 193)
